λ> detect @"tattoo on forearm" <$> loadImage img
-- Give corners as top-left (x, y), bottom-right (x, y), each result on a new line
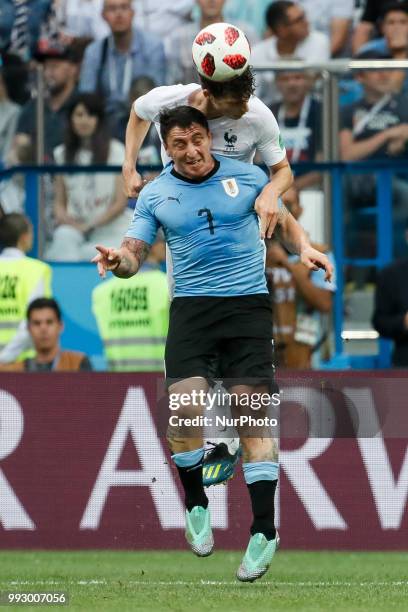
top-left (115, 237), bottom-right (150, 277)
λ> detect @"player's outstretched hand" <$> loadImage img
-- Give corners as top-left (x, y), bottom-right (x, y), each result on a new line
top-left (300, 246), bottom-right (334, 283)
top-left (122, 164), bottom-right (144, 198)
top-left (255, 193), bottom-right (280, 240)
top-left (92, 245), bottom-right (122, 278)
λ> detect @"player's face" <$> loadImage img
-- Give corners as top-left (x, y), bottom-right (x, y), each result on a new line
top-left (164, 123), bottom-right (214, 179)
top-left (209, 95), bottom-right (249, 119)
top-left (71, 104), bottom-right (98, 138)
top-left (103, 0), bottom-right (134, 33)
top-left (28, 309), bottom-right (63, 353)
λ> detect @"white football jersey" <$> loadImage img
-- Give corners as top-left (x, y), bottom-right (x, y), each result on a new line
top-left (133, 83), bottom-right (286, 167)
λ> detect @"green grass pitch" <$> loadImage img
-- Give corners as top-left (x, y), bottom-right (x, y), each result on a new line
top-left (0, 550), bottom-right (407, 611)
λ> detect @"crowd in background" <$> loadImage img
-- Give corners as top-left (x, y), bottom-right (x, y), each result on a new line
top-left (0, 0), bottom-right (408, 368)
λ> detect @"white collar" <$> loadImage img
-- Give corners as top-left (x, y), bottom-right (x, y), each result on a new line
top-left (0, 247), bottom-right (25, 259)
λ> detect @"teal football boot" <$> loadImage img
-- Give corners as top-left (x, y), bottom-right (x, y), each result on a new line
top-left (236, 532), bottom-right (280, 582)
top-left (185, 506), bottom-right (214, 557)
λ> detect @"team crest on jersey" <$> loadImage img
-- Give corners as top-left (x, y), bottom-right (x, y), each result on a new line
top-left (221, 178), bottom-right (239, 198)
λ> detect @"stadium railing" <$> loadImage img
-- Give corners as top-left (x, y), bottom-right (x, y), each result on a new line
top-left (0, 159), bottom-right (399, 369)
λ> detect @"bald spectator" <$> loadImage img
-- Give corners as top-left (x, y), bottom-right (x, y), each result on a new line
top-left (166, 0), bottom-right (258, 85)
top-left (79, 0), bottom-right (166, 137)
top-left (252, 1), bottom-right (330, 106)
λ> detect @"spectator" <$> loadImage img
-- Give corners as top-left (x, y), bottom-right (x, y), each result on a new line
top-left (13, 45), bottom-right (79, 162)
top-left (298, 0), bottom-right (354, 56)
top-left (46, 93), bottom-right (131, 261)
top-left (0, 134), bottom-right (32, 213)
top-left (271, 69), bottom-right (322, 190)
top-left (92, 233), bottom-right (168, 371)
top-left (372, 228), bottom-right (408, 367)
top-left (0, 297), bottom-right (92, 371)
top-left (353, 0), bottom-right (408, 53)
top-left (265, 186), bottom-right (336, 368)
top-left (222, 0), bottom-right (272, 38)
top-left (340, 50), bottom-right (408, 257)
top-left (56, 0), bottom-right (110, 42)
top-left (0, 213), bottom-right (52, 364)
top-left (251, 1), bottom-right (330, 107)
top-left (0, 62), bottom-right (21, 164)
top-left (166, 0), bottom-right (258, 85)
top-left (0, 0), bottom-right (52, 60)
top-left (79, 0), bottom-right (166, 137)
top-left (128, 0), bottom-right (195, 39)
top-left (359, 2), bottom-right (408, 93)
top-left (57, 0), bottom-right (194, 41)
top-left (116, 76), bottom-right (161, 171)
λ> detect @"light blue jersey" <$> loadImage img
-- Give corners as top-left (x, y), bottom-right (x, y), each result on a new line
top-left (126, 155), bottom-right (271, 297)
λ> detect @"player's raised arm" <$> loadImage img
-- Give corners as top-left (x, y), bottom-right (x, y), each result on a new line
top-left (92, 238), bottom-right (150, 279)
top-left (255, 158), bottom-right (293, 240)
top-left (276, 206), bottom-right (334, 283)
top-left (122, 109), bottom-right (152, 197)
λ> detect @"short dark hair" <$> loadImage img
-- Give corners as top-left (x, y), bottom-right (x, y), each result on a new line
top-left (0, 213), bottom-right (31, 247)
top-left (381, 1), bottom-right (408, 20)
top-left (159, 105), bottom-right (209, 143)
top-left (199, 66), bottom-right (255, 100)
top-left (266, 1), bottom-right (294, 31)
top-left (27, 298), bottom-right (62, 322)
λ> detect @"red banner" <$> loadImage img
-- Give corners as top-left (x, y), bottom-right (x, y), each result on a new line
top-left (0, 372), bottom-right (407, 550)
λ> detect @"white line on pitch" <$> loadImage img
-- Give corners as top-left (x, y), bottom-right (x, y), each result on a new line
top-left (3, 580), bottom-right (408, 587)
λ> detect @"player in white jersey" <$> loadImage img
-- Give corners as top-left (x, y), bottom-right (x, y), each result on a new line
top-left (122, 67), bottom-right (293, 485)
top-left (123, 68), bottom-right (293, 239)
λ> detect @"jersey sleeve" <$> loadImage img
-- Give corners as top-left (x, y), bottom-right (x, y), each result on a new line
top-left (252, 97), bottom-right (287, 167)
top-left (133, 84), bottom-right (197, 122)
top-left (125, 191), bottom-right (160, 245)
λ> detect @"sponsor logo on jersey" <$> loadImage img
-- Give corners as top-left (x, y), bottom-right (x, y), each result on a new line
top-left (221, 178), bottom-right (239, 198)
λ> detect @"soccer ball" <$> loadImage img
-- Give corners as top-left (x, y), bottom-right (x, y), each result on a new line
top-left (192, 22), bottom-right (251, 82)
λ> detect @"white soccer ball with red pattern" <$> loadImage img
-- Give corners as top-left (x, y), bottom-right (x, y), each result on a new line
top-left (192, 22), bottom-right (251, 82)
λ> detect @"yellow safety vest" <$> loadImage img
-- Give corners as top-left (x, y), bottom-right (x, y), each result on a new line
top-left (0, 256), bottom-right (52, 360)
top-left (92, 268), bottom-right (169, 372)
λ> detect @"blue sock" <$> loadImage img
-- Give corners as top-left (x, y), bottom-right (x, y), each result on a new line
top-left (243, 461), bottom-right (279, 484)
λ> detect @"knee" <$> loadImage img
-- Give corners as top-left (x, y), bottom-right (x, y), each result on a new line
top-left (240, 437), bottom-right (279, 463)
